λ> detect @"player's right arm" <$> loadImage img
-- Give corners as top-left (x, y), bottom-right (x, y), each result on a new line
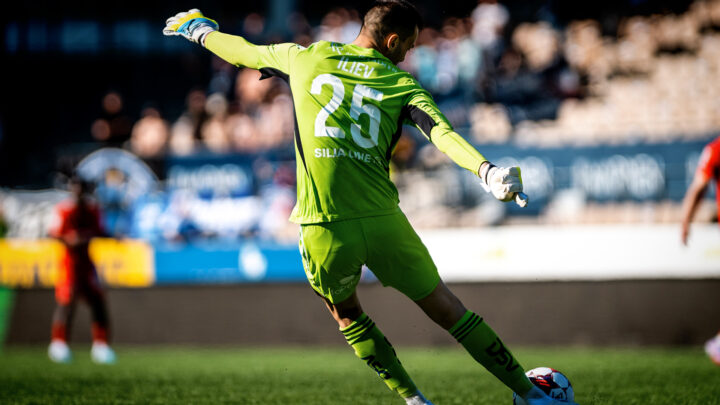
top-left (163, 9), bottom-right (301, 75)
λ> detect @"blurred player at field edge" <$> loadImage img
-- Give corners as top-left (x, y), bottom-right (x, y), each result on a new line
top-left (164, 3), bottom-right (570, 405)
top-left (47, 176), bottom-right (116, 364)
top-left (680, 135), bottom-right (720, 366)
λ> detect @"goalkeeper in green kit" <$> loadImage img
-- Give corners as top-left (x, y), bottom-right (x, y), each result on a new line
top-left (165, 2), bottom-right (573, 404)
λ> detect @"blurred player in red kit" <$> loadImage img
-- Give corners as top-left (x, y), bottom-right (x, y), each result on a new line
top-left (680, 135), bottom-right (720, 366)
top-left (47, 176), bottom-right (116, 364)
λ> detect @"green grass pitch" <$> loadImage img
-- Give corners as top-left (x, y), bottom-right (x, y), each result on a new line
top-left (1, 345), bottom-right (719, 404)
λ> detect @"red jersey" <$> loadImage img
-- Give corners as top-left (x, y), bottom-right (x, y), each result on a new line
top-left (697, 136), bottom-right (720, 218)
top-left (48, 198), bottom-right (105, 272)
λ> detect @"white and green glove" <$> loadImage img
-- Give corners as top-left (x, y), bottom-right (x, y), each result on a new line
top-left (479, 162), bottom-right (529, 208)
top-left (163, 9), bottom-right (218, 47)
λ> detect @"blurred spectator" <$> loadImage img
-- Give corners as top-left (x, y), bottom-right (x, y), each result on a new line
top-left (129, 106), bottom-right (169, 158)
top-left (434, 18), bottom-right (462, 96)
top-left (229, 68), bottom-right (294, 152)
top-left (512, 22), bottom-right (559, 72)
top-left (90, 91), bottom-right (132, 147)
top-left (470, 104), bottom-right (512, 143)
top-left (257, 163), bottom-right (298, 243)
top-left (402, 28), bottom-right (439, 91)
top-left (243, 13), bottom-right (266, 42)
top-left (615, 16), bottom-right (656, 74)
top-left (226, 110), bottom-right (260, 152)
top-left (287, 12), bottom-right (314, 47)
top-left (254, 93), bottom-right (294, 150)
top-left (157, 190), bottom-right (203, 242)
top-left (314, 8), bottom-right (361, 43)
top-left (201, 93), bottom-right (231, 153)
top-left (94, 167), bottom-right (131, 237)
top-left (235, 68), bottom-right (273, 114)
top-left (169, 89), bottom-right (207, 156)
top-left (471, 0), bottom-right (509, 61)
top-left (209, 56), bottom-right (236, 96)
top-left (471, 0), bottom-right (508, 45)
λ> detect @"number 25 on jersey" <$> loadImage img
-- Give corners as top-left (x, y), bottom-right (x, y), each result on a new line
top-left (311, 73), bottom-right (384, 149)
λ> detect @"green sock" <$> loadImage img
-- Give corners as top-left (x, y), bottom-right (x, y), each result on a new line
top-left (449, 311), bottom-right (533, 396)
top-left (0, 287), bottom-right (14, 351)
top-left (341, 313), bottom-right (418, 398)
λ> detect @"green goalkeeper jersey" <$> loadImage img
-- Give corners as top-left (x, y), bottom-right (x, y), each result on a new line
top-left (206, 33), bottom-right (487, 224)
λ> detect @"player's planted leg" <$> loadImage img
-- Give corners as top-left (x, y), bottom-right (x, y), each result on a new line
top-left (342, 314), bottom-right (418, 398)
top-left (326, 294), bottom-right (432, 404)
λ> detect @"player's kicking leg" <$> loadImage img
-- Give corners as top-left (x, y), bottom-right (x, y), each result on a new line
top-left (359, 212), bottom-right (576, 404)
top-left (415, 281), bottom-right (577, 405)
top-left (323, 292), bottom-right (433, 405)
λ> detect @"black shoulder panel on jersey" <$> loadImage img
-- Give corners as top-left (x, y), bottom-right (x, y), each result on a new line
top-left (405, 105), bottom-right (436, 140)
top-left (259, 67), bottom-right (289, 82)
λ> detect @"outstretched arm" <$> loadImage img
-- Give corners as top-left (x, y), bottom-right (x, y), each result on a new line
top-left (203, 33), bottom-right (269, 70)
top-left (163, 9), bottom-right (301, 74)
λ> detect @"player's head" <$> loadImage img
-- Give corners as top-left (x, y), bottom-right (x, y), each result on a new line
top-left (360, 0), bottom-right (423, 64)
top-left (68, 174), bottom-right (94, 200)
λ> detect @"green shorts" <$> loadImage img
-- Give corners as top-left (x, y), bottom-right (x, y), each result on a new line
top-left (299, 210), bottom-right (440, 304)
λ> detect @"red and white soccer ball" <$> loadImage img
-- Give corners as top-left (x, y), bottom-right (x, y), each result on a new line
top-left (512, 367), bottom-right (574, 404)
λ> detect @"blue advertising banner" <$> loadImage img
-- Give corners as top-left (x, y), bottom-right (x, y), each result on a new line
top-left (457, 137), bottom-right (716, 214)
top-left (154, 241), bottom-right (304, 284)
top-left (479, 138), bottom-right (711, 199)
top-left (165, 154), bottom-right (256, 197)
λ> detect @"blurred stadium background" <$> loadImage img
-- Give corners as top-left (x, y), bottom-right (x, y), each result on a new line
top-left (1, 0), bottom-right (720, 351)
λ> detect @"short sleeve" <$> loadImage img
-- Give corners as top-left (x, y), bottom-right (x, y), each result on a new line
top-left (698, 142), bottom-right (720, 181)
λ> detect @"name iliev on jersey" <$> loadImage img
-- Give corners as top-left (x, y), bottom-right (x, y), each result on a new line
top-left (336, 57), bottom-right (375, 78)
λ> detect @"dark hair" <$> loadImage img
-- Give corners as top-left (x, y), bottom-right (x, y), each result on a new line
top-left (361, 0), bottom-right (423, 44)
top-left (68, 174), bottom-right (94, 194)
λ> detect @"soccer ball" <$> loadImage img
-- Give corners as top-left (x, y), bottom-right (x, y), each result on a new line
top-left (512, 367), bottom-right (574, 404)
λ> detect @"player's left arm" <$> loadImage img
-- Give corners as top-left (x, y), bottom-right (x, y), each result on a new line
top-left (163, 8), bottom-right (301, 75)
top-left (405, 87), bottom-right (527, 207)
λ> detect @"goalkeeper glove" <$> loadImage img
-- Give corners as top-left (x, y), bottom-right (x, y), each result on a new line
top-left (163, 9), bottom-right (218, 47)
top-left (479, 162), bottom-right (529, 207)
